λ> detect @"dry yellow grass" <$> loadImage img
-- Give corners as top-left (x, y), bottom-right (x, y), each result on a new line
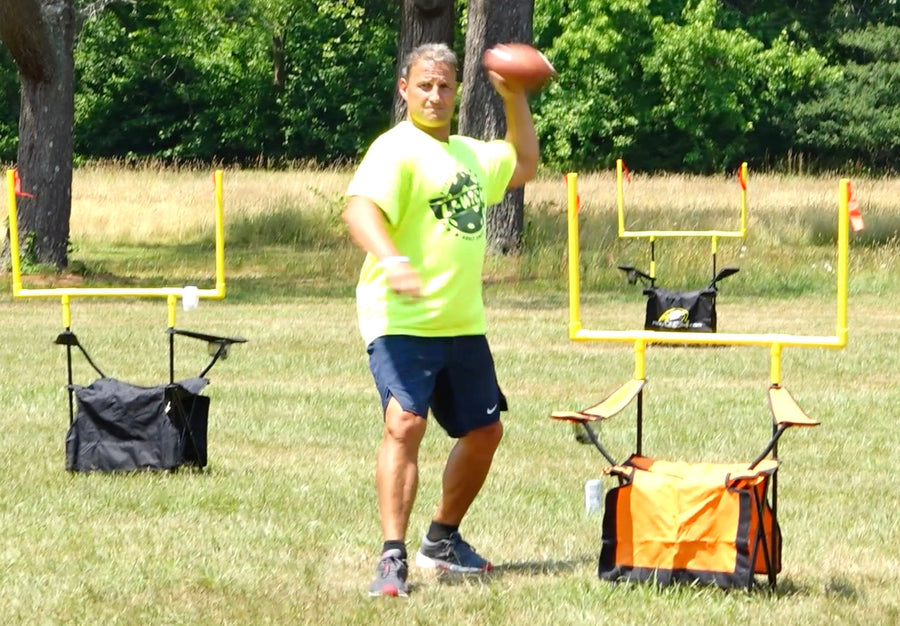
top-left (527, 168), bottom-right (900, 218)
top-left (2, 163), bottom-right (897, 249)
top-left (66, 164), bottom-right (355, 243)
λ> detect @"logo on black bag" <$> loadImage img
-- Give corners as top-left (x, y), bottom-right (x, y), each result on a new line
top-left (429, 170), bottom-right (484, 240)
top-left (654, 307), bottom-right (691, 330)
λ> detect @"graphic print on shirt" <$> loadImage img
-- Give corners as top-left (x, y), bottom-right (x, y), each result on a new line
top-left (428, 169), bottom-right (484, 241)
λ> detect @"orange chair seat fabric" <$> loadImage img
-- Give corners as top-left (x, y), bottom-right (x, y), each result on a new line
top-left (599, 455), bottom-right (781, 588)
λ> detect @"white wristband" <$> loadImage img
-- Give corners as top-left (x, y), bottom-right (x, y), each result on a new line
top-left (378, 255), bottom-right (409, 268)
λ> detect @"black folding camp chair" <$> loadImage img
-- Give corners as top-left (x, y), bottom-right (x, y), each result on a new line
top-left (59, 328), bottom-right (246, 472)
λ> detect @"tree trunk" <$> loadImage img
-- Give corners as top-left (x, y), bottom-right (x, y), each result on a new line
top-left (272, 33), bottom-right (286, 91)
top-left (459, 0), bottom-right (533, 254)
top-left (0, 0), bottom-right (76, 271)
top-left (394, 0), bottom-right (456, 124)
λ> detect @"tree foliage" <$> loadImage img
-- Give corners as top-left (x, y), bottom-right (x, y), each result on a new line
top-left (72, 0), bottom-right (398, 164)
top-left (533, 0), bottom-right (835, 172)
top-left (533, 0), bottom-right (653, 171)
top-left (280, 1), bottom-right (399, 162)
top-left (795, 24), bottom-right (900, 170)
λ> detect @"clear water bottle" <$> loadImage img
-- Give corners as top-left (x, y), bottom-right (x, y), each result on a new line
top-left (585, 478), bottom-right (603, 514)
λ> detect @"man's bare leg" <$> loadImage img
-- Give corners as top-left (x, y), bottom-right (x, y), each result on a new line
top-left (433, 420), bottom-right (503, 525)
top-left (376, 396), bottom-right (427, 541)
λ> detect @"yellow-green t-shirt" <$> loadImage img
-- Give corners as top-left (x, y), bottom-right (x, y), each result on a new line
top-left (347, 121), bottom-right (517, 345)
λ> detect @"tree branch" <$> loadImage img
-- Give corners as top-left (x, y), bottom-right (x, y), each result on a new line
top-left (76, 0), bottom-right (136, 30)
top-left (78, 0), bottom-right (134, 19)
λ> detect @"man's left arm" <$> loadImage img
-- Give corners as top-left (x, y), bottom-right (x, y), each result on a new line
top-left (489, 72), bottom-right (539, 189)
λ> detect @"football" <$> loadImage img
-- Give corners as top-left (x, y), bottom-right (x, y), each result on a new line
top-left (482, 43), bottom-right (556, 92)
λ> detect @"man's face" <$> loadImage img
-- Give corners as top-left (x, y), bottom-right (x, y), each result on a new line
top-left (399, 60), bottom-right (456, 137)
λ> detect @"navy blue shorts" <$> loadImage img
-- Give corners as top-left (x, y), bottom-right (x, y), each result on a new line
top-left (366, 335), bottom-right (507, 438)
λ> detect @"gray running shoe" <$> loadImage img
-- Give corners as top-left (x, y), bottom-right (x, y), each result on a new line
top-left (415, 532), bottom-right (492, 573)
top-left (368, 549), bottom-right (408, 597)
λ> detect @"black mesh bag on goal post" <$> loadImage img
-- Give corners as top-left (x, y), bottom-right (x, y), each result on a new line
top-left (620, 265), bottom-right (739, 333)
top-left (643, 285), bottom-right (718, 332)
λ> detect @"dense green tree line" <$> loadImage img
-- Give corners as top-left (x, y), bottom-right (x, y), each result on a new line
top-left (70, 0), bottom-right (400, 164)
top-left (0, 45), bottom-right (16, 160)
top-left (1, 0), bottom-right (897, 173)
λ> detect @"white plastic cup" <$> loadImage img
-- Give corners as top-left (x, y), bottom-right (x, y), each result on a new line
top-left (182, 285), bottom-right (199, 311)
top-left (585, 478), bottom-right (603, 514)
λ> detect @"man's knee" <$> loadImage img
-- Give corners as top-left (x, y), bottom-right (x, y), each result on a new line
top-left (461, 420), bottom-right (503, 454)
top-left (384, 399), bottom-right (427, 446)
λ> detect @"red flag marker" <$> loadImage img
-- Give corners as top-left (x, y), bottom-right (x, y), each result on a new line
top-left (622, 163), bottom-right (631, 183)
top-left (13, 170), bottom-right (35, 198)
top-left (564, 175), bottom-right (581, 212)
top-left (737, 167), bottom-right (747, 191)
top-left (847, 182), bottom-right (864, 232)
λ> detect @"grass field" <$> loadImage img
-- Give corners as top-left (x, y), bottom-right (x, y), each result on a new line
top-left (1, 166), bottom-right (899, 624)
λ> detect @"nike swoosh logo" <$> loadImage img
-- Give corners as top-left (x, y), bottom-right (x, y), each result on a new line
top-left (486, 404), bottom-right (498, 415)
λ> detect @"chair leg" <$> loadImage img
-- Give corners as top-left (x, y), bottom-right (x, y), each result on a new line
top-left (66, 343), bottom-right (75, 425)
top-left (749, 478), bottom-right (778, 590)
top-left (166, 386), bottom-right (204, 468)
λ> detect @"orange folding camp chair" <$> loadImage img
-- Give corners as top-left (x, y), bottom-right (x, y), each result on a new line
top-left (552, 383), bottom-right (817, 589)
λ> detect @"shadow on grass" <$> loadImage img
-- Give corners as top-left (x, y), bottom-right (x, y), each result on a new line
top-left (492, 554), bottom-right (597, 576)
top-left (421, 560), bottom-right (829, 599)
top-left (823, 576), bottom-right (859, 600)
top-left (422, 554), bottom-right (596, 588)
top-left (606, 575), bottom-right (819, 598)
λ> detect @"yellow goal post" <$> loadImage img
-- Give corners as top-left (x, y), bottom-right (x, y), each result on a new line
top-left (5, 168), bottom-right (227, 330)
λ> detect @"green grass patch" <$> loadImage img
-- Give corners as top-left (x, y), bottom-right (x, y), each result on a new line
top-left (227, 201), bottom-right (346, 249)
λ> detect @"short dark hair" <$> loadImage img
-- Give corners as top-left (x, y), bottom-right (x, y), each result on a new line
top-left (400, 42), bottom-right (458, 79)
